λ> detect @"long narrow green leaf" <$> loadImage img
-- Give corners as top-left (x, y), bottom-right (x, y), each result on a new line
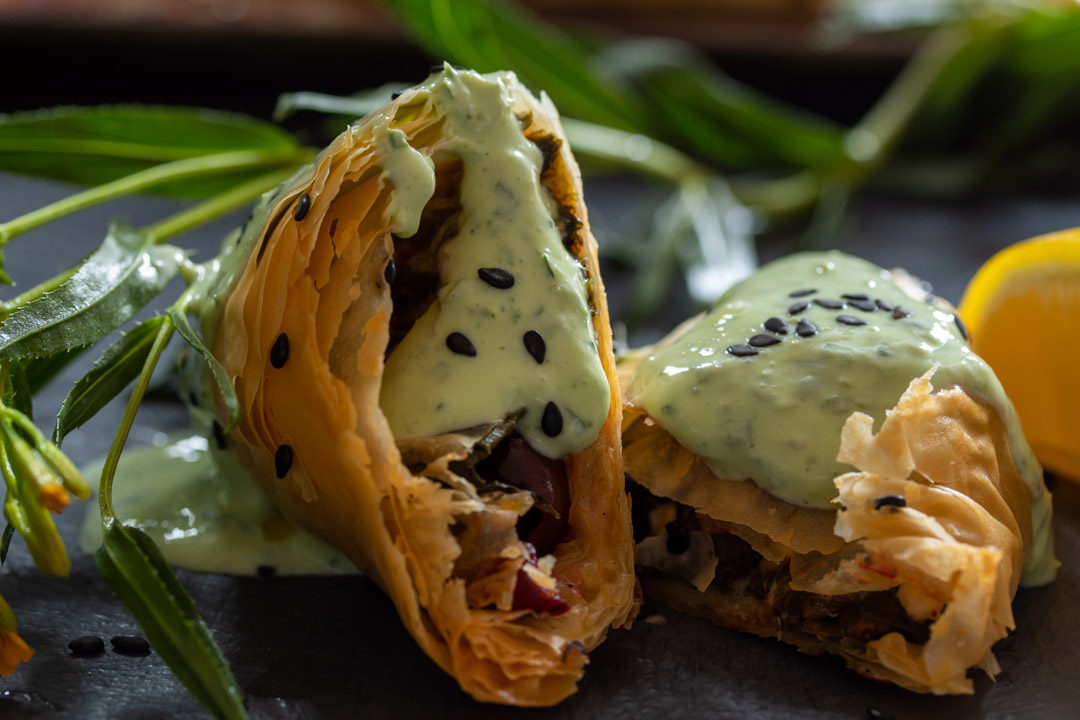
top-left (53, 316), bottom-right (165, 445)
top-left (24, 346), bottom-right (84, 396)
top-left (0, 106), bottom-right (301, 199)
top-left (168, 307), bottom-right (239, 431)
top-left (96, 520), bottom-right (247, 720)
top-left (0, 225), bottom-right (181, 361)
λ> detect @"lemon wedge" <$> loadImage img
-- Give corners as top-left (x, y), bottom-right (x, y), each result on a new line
top-left (959, 227), bottom-right (1080, 480)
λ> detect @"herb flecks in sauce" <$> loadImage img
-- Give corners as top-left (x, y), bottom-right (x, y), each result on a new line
top-left (378, 69), bottom-right (609, 459)
top-left (625, 251), bottom-right (1054, 585)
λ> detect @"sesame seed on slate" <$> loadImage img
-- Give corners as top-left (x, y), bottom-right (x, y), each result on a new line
top-left (837, 314), bottom-right (867, 326)
top-left (384, 257), bottom-right (396, 285)
top-left (111, 636), bottom-right (151, 656)
top-left (764, 317), bottom-right (788, 334)
top-left (665, 522), bottom-right (690, 555)
top-left (748, 334), bottom-right (781, 348)
top-left (446, 332), bottom-right (477, 357)
top-left (270, 333), bottom-right (289, 368)
top-left (294, 193), bottom-right (311, 222)
top-left (788, 301), bottom-right (810, 315)
top-left (892, 306), bottom-right (912, 319)
top-left (874, 495), bottom-right (906, 510)
top-left (814, 298), bottom-right (844, 310)
top-left (211, 420), bottom-right (228, 450)
top-left (841, 292), bottom-right (870, 301)
top-left (789, 288), bottom-right (816, 298)
top-left (68, 636), bottom-right (105, 656)
top-left (391, 90), bottom-right (403, 100)
top-left (954, 314), bottom-right (969, 340)
top-left (796, 319), bottom-right (817, 337)
top-left (541, 402), bottom-right (563, 437)
top-left (275, 445), bottom-right (293, 478)
top-left (477, 267), bottom-right (515, 289)
top-left (848, 299), bottom-right (876, 312)
top-left (875, 299), bottom-right (894, 312)
top-left (727, 344), bottom-right (759, 357)
top-left (523, 330), bottom-right (546, 363)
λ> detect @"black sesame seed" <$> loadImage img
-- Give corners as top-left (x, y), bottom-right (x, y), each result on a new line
top-left (814, 298), bottom-right (844, 310)
top-left (384, 257), bottom-right (396, 285)
top-left (68, 636), bottom-right (105, 656)
top-left (110, 635), bottom-right (150, 656)
top-left (764, 317), bottom-right (789, 335)
top-left (391, 90), bottom-right (403, 100)
top-left (294, 193), bottom-right (311, 222)
top-left (211, 420), bottom-right (228, 450)
top-left (257, 564), bottom-right (276, 578)
top-left (748, 333), bottom-right (782, 348)
top-left (841, 292), bottom-right (870, 301)
top-left (727, 344), bottom-right (758, 357)
top-left (875, 299), bottom-right (894, 312)
top-left (270, 333), bottom-right (289, 369)
top-left (665, 522), bottom-right (691, 555)
top-left (874, 495), bottom-right (906, 510)
top-left (787, 301), bottom-right (810, 315)
top-left (837, 314), bottom-right (867, 326)
top-left (892, 306), bottom-right (912, 319)
top-left (541, 402), bottom-right (563, 437)
top-left (446, 332), bottom-right (477, 357)
top-left (848, 299), bottom-right (877, 312)
top-left (477, 267), bottom-right (515, 289)
top-left (795, 319), bottom-right (817, 337)
top-left (275, 445), bottom-right (293, 479)
top-left (523, 330), bottom-right (546, 363)
top-left (954, 314), bottom-right (969, 340)
top-left (789, 288), bottom-right (817, 298)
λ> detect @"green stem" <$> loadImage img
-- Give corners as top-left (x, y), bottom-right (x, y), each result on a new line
top-left (97, 314), bottom-right (175, 522)
top-left (0, 266), bottom-right (78, 316)
top-left (561, 117), bottom-right (707, 185)
top-left (0, 148), bottom-right (306, 246)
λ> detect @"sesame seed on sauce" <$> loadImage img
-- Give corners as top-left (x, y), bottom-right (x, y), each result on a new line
top-left (541, 401), bottom-right (564, 437)
top-left (892, 306), bottom-right (912, 319)
top-left (446, 332), bottom-right (477, 357)
top-left (795, 319), bottom-right (817, 337)
top-left (727, 344), bottom-right (759, 357)
top-left (954, 314), bottom-right (969, 340)
top-left (110, 636), bottom-right (151, 656)
top-left (848, 299), bottom-right (876, 312)
top-left (748, 333), bottom-right (782, 348)
top-left (294, 193), bottom-right (311, 222)
top-left (874, 495), bottom-right (906, 510)
top-left (68, 636), bottom-right (105, 656)
top-left (787, 301), bottom-right (811, 315)
top-left (789, 288), bottom-right (817, 298)
top-left (814, 298), bottom-right (844, 310)
top-left (477, 267), bottom-right (515, 289)
top-left (270, 333), bottom-right (289, 369)
top-left (523, 330), bottom-right (546, 363)
top-left (384, 257), bottom-right (396, 285)
top-left (275, 445), bottom-right (293, 478)
top-left (841, 292), bottom-right (869, 301)
top-left (764, 317), bottom-right (789, 334)
top-left (875, 299), bottom-right (894, 312)
top-left (837, 314), bottom-right (867, 326)
top-left (665, 522), bottom-right (691, 555)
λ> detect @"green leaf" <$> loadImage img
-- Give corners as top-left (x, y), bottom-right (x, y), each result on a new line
top-left (0, 106), bottom-right (301, 199)
top-left (24, 346), bottom-right (84, 396)
top-left (168, 307), bottom-right (239, 431)
top-left (0, 224), bottom-right (181, 361)
top-left (53, 316), bottom-right (165, 446)
top-left (96, 520), bottom-right (247, 720)
top-left (4, 361), bottom-right (33, 418)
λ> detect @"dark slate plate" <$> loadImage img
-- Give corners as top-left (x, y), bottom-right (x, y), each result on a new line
top-left (1, 172), bottom-right (1079, 719)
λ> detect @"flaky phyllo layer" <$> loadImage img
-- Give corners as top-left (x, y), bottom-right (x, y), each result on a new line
top-left (623, 369), bottom-right (1040, 694)
top-left (203, 71), bottom-right (634, 705)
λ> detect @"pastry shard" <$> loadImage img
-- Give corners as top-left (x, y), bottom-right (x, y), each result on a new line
top-left (621, 251), bottom-right (1057, 694)
top-left (197, 67), bottom-right (634, 705)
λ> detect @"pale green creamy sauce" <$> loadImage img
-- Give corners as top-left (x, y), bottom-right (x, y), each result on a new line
top-left (80, 435), bottom-right (352, 575)
top-left (378, 68), bottom-right (610, 459)
top-left (627, 251), bottom-right (1057, 585)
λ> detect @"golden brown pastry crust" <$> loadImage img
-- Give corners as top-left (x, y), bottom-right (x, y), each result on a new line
top-left (210, 75), bottom-right (635, 706)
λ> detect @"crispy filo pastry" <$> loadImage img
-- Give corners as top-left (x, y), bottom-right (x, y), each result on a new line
top-left (197, 67), bottom-right (635, 706)
top-left (620, 251), bottom-right (1057, 695)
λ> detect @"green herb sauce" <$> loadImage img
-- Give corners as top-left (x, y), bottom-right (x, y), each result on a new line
top-left (626, 251), bottom-right (1056, 585)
